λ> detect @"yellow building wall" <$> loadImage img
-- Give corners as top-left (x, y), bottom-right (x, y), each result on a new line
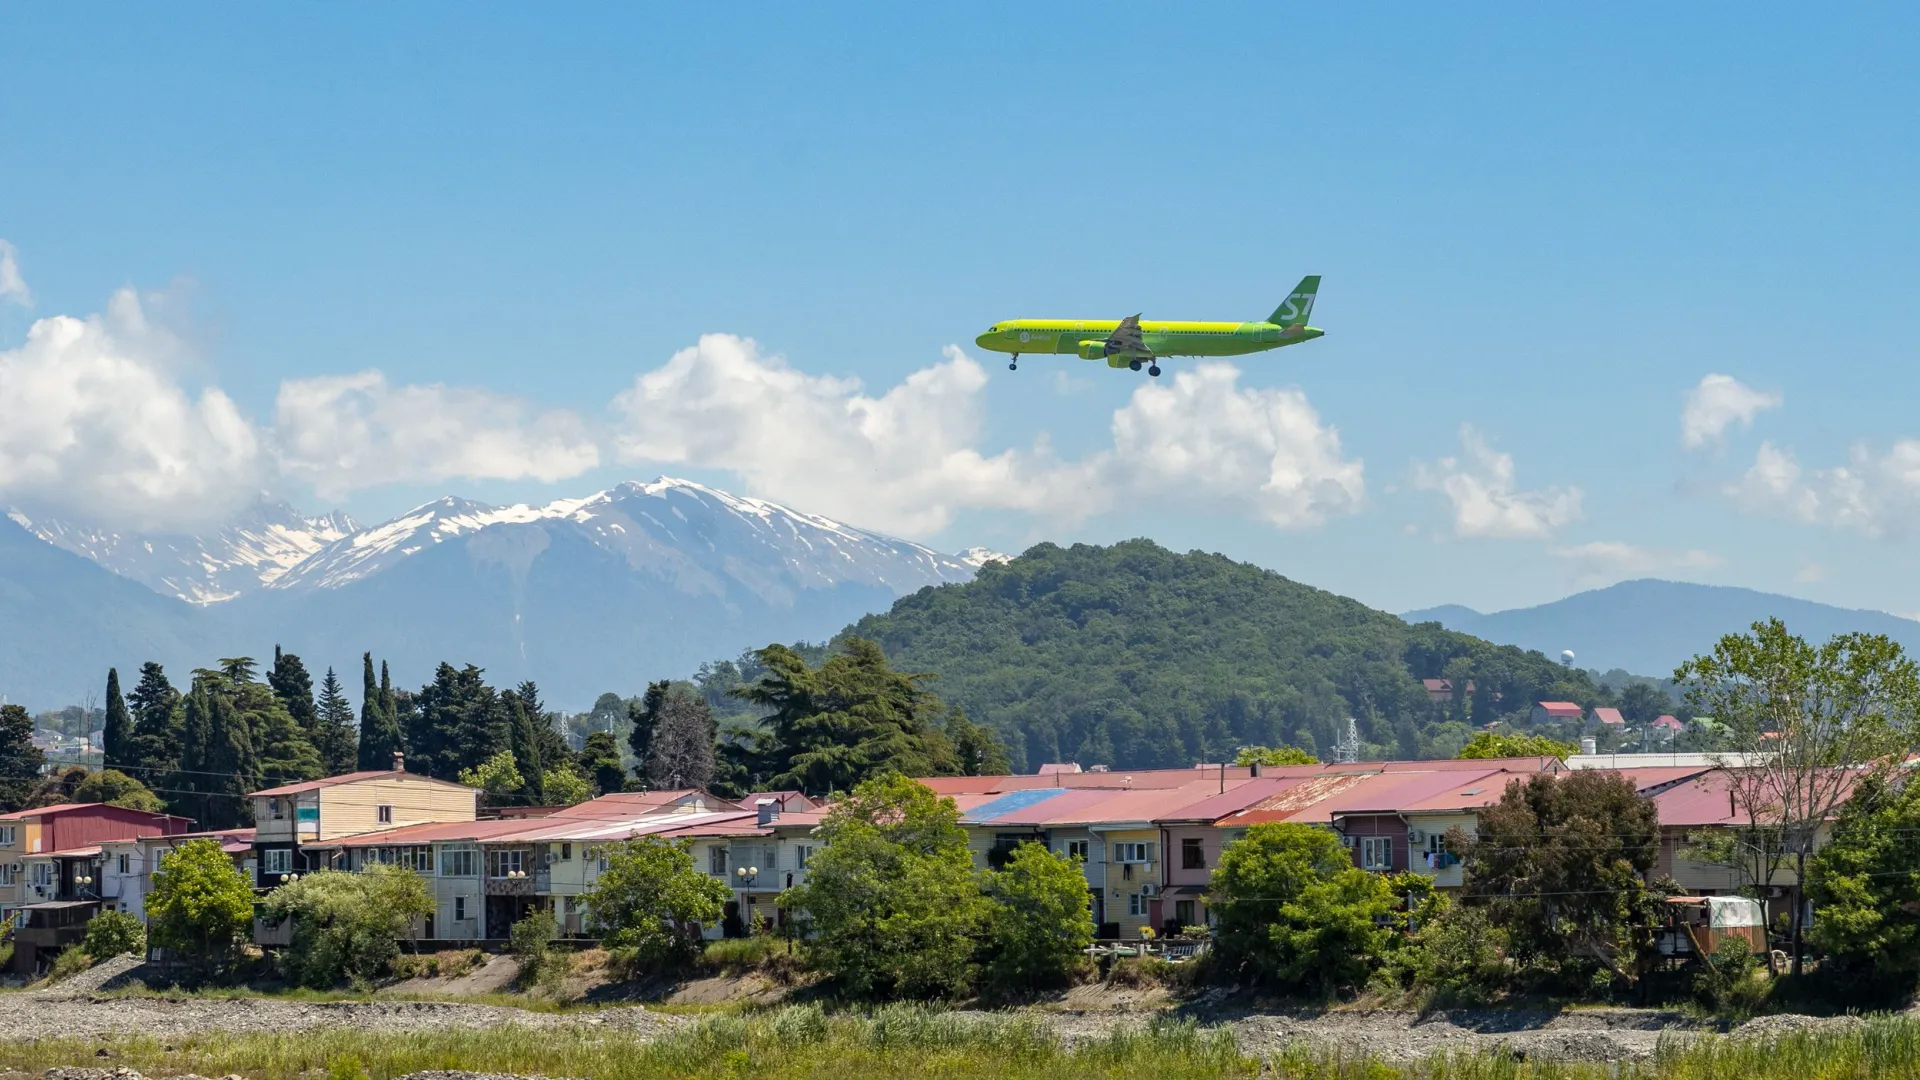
top-left (318, 777), bottom-right (477, 840)
top-left (1099, 827), bottom-right (1159, 933)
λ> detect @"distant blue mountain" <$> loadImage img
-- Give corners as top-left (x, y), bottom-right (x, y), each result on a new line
top-left (1404, 579), bottom-right (1920, 678)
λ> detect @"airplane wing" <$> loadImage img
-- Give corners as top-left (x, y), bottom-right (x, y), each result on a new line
top-left (1107, 314), bottom-right (1148, 355)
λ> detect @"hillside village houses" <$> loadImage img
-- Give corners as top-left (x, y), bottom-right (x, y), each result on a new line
top-left (4, 743), bottom-right (1853, 970)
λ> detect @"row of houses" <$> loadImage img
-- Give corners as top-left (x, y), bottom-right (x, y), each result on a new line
top-left (3, 752), bottom-right (1801, 971)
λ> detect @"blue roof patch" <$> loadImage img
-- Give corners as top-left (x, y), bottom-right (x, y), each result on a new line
top-left (964, 787), bottom-right (1072, 823)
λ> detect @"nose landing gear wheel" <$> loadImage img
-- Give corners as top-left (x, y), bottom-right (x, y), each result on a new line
top-left (1128, 360), bottom-right (1142, 371)
top-left (1148, 364), bottom-right (1162, 377)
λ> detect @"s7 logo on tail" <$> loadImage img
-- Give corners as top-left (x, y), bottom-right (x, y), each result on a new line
top-left (1277, 294), bottom-right (1307, 322)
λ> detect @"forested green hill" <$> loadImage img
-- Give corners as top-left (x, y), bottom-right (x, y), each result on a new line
top-left (842, 540), bottom-right (1604, 771)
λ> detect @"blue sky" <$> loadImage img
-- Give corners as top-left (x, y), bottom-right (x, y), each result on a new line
top-left (4, 5), bottom-right (1920, 618)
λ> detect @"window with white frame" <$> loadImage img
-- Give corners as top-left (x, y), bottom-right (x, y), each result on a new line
top-left (1358, 836), bottom-right (1392, 871)
top-left (441, 847), bottom-right (478, 878)
top-left (487, 849), bottom-right (524, 879)
top-left (377, 804), bottom-right (394, 824)
top-left (454, 895), bottom-right (469, 921)
top-left (794, 845), bottom-right (814, 869)
top-left (263, 848), bottom-right (293, 875)
top-left (269, 798), bottom-right (285, 820)
top-left (708, 846), bottom-right (729, 876)
top-left (0, 825), bottom-right (16, 846)
top-left (1127, 892), bottom-right (1147, 916)
top-left (116, 853), bottom-right (130, 876)
top-left (0, 864), bottom-right (13, 886)
top-left (1113, 842), bottom-right (1154, 864)
top-left (1063, 839), bottom-right (1089, 861)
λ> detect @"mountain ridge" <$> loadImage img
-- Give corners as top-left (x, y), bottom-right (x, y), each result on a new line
top-left (1404, 578), bottom-right (1920, 677)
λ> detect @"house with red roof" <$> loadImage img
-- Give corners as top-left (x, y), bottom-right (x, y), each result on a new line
top-left (0, 802), bottom-right (192, 923)
top-left (247, 755), bottom-right (478, 890)
top-left (1530, 701), bottom-right (1585, 724)
top-left (1591, 707), bottom-right (1627, 728)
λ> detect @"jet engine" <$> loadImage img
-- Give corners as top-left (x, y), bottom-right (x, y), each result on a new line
top-left (1077, 339), bottom-right (1111, 360)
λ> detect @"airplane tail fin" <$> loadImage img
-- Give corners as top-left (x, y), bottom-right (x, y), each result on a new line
top-left (1267, 275), bottom-right (1321, 327)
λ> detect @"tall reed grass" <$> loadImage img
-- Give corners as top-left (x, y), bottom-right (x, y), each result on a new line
top-left (1, 1006), bottom-right (1918, 1080)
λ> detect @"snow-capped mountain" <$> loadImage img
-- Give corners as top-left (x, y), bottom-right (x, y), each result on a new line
top-left (9, 501), bottom-right (359, 604)
top-left (268, 478), bottom-right (978, 602)
top-left (0, 479), bottom-right (992, 707)
top-left (956, 546), bottom-right (1012, 568)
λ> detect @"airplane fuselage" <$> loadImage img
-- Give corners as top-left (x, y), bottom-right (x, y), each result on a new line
top-left (974, 318), bottom-right (1323, 367)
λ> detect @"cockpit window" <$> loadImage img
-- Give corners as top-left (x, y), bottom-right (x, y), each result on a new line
top-left (989, 325), bottom-right (999, 332)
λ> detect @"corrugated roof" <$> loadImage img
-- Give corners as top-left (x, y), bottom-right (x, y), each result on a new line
top-left (1592, 707), bottom-right (1627, 725)
top-left (327, 819), bottom-right (540, 847)
top-left (1159, 775), bottom-right (1352, 823)
top-left (250, 771), bottom-right (476, 798)
top-left (33, 845), bottom-right (103, 859)
top-left (1400, 772), bottom-right (1533, 813)
top-left (963, 787), bottom-right (1080, 822)
top-left (546, 790), bottom-right (706, 817)
top-left (0, 803), bottom-right (189, 822)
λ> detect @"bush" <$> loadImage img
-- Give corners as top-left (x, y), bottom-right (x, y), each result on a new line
top-left (1378, 900), bottom-right (1511, 1006)
top-left (508, 909), bottom-right (568, 994)
top-left (389, 949), bottom-right (483, 980)
top-left (45, 947), bottom-right (94, 983)
top-left (262, 865), bottom-right (434, 988)
top-left (1696, 938), bottom-right (1769, 1013)
top-left (82, 909), bottom-right (147, 960)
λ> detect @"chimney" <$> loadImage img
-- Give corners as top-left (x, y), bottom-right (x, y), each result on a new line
top-left (390, 751), bottom-right (405, 773)
top-left (756, 798), bottom-right (778, 826)
top-left (1250, 762), bottom-right (1262, 778)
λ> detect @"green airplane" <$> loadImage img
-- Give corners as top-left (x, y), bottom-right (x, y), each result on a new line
top-left (974, 275), bottom-right (1324, 377)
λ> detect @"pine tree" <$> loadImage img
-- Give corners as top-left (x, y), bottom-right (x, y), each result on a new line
top-left (102, 667), bottom-right (133, 771)
top-left (580, 731), bottom-right (627, 795)
top-left (518, 680), bottom-right (573, 778)
top-left (357, 653), bottom-right (404, 771)
top-left (627, 681), bottom-right (668, 784)
top-left (268, 646), bottom-right (321, 748)
top-left (409, 663), bottom-right (506, 781)
top-left (127, 661), bottom-right (183, 778)
top-left (172, 676), bottom-right (216, 825)
top-left (0, 703), bottom-right (46, 812)
top-left (241, 680), bottom-right (324, 787)
top-left (314, 667), bottom-right (359, 775)
top-left (202, 675), bottom-right (258, 830)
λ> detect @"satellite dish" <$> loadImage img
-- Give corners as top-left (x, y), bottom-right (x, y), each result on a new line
top-left (1560, 649), bottom-right (1576, 666)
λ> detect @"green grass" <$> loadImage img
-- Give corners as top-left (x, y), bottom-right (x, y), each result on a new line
top-left (2, 1007), bottom-right (1920, 1080)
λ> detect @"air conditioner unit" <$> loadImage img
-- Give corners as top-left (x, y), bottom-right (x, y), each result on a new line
top-left (1408, 829), bottom-right (1427, 845)
top-left (1139, 884), bottom-right (1159, 897)
top-left (1340, 835), bottom-right (1356, 850)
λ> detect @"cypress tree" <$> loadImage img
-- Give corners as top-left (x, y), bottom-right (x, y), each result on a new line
top-left (202, 676), bottom-right (258, 830)
top-left (507, 694), bottom-right (545, 804)
top-left (518, 680), bottom-right (573, 774)
top-left (102, 667), bottom-right (132, 771)
top-left (314, 667), bottom-right (359, 775)
top-left (127, 661), bottom-right (183, 778)
top-left (357, 653), bottom-right (404, 771)
top-left (173, 676), bottom-right (216, 824)
top-left (627, 681), bottom-right (668, 784)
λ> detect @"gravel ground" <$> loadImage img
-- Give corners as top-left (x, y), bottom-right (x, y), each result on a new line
top-left (0, 979), bottom-right (1880, 1067)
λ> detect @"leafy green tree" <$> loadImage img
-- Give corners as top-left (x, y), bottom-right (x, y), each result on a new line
top-left (1676, 618), bottom-right (1920, 974)
top-left (1806, 774), bottom-right (1920, 976)
top-left (583, 836), bottom-right (731, 969)
top-left (1210, 822), bottom-right (1397, 994)
top-left (73, 769), bottom-right (165, 812)
top-left (645, 685), bottom-right (715, 790)
top-left (126, 661), bottom-right (182, 778)
top-left (946, 707), bottom-right (1012, 775)
top-left (263, 865), bottom-right (434, 987)
top-left (735, 639), bottom-right (959, 794)
top-left (1463, 771), bottom-right (1668, 988)
top-left (357, 653), bottom-right (404, 772)
top-left (102, 667), bottom-right (132, 771)
top-left (147, 837), bottom-right (255, 974)
top-left (1616, 681), bottom-right (1671, 726)
top-left (82, 909), bottom-right (146, 959)
top-left (980, 841), bottom-right (1092, 992)
top-left (1235, 745), bottom-right (1319, 766)
top-left (458, 749), bottom-right (524, 802)
top-left (313, 667), bottom-right (359, 775)
top-left (542, 766), bottom-right (592, 806)
top-left (1456, 731), bottom-right (1578, 760)
top-left (0, 703), bottom-right (44, 812)
top-left (578, 732), bottom-right (626, 796)
top-left (782, 774), bottom-right (986, 998)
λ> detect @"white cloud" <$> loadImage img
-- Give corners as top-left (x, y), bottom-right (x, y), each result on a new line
top-left (1726, 437), bottom-right (1920, 537)
top-left (0, 290), bottom-right (266, 530)
top-left (1682, 373), bottom-right (1780, 449)
top-left (1796, 563), bottom-right (1827, 583)
top-left (611, 337), bottom-right (1364, 537)
top-left (1549, 540), bottom-right (1720, 582)
top-left (1100, 362), bottom-right (1364, 528)
top-left (1413, 425), bottom-right (1582, 539)
top-left (275, 371), bottom-right (601, 499)
top-left (0, 241), bottom-right (31, 307)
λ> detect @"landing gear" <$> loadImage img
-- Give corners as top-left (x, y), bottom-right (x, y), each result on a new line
top-left (1008, 353), bottom-right (1019, 371)
top-left (1128, 359), bottom-right (1142, 371)
top-left (1148, 364), bottom-right (1162, 377)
